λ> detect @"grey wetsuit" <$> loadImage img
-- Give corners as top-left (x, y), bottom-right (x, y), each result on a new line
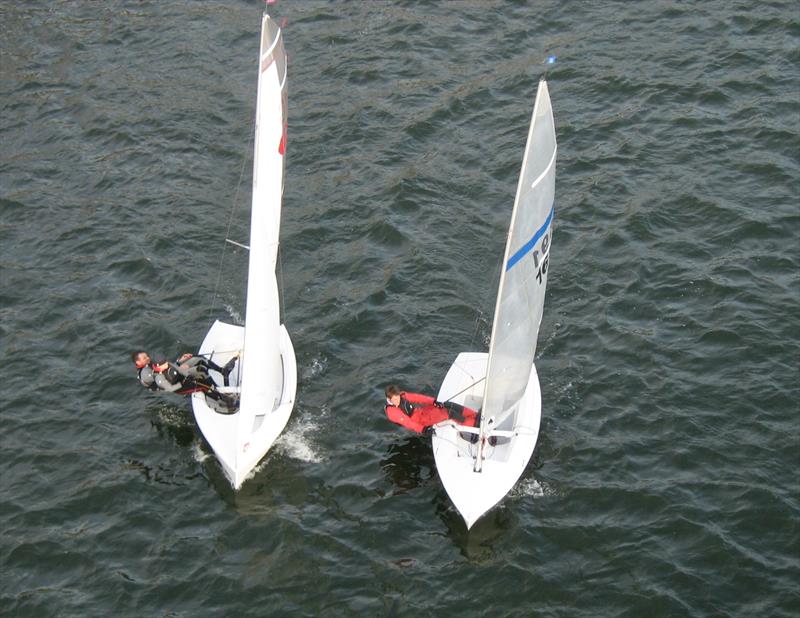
top-left (138, 364), bottom-right (183, 392)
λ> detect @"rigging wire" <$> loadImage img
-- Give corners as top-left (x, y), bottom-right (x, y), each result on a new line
top-left (468, 310), bottom-right (483, 350)
top-left (277, 241), bottom-right (287, 323)
top-left (207, 125), bottom-right (255, 325)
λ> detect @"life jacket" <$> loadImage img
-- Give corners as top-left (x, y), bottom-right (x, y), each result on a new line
top-left (385, 395), bottom-right (424, 417)
top-left (138, 362), bottom-right (182, 391)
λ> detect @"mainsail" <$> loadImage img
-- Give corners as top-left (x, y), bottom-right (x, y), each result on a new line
top-left (237, 15), bottom-right (288, 456)
top-left (481, 79), bottom-right (556, 437)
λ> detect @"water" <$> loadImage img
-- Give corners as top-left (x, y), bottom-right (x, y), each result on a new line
top-left (2, 1), bottom-right (798, 616)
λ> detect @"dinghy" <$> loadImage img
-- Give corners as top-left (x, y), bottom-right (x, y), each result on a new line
top-left (191, 12), bottom-right (296, 490)
top-left (433, 79), bottom-right (556, 529)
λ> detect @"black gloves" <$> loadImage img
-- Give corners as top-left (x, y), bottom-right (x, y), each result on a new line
top-left (422, 426), bottom-right (434, 437)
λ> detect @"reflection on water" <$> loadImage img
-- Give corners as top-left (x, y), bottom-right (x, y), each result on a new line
top-left (432, 478), bottom-right (520, 562)
top-left (380, 436), bottom-right (437, 495)
top-left (381, 435), bottom-right (517, 561)
top-left (147, 401), bottom-right (196, 448)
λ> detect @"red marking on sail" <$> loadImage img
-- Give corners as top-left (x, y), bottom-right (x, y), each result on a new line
top-left (278, 123), bottom-right (287, 155)
top-left (280, 17), bottom-right (288, 28)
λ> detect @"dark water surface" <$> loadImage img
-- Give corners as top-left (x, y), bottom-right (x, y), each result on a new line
top-left (2, 1), bottom-right (798, 616)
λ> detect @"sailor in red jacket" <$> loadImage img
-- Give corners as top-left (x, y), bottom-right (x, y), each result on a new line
top-left (384, 384), bottom-right (479, 435)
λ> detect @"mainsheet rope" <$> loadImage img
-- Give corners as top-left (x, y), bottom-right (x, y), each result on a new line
top-left (440, 376), bottom-right (486, 406)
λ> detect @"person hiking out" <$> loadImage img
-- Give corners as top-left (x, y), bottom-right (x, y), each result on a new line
top-left (384, 384), bottom-right (479, 436)
top-left (131, 350), bottom-right (237, 404)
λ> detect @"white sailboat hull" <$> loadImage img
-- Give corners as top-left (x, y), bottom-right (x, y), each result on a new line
top-left (433, 352), bottom-right (541, 529)
top-left (191, 319), bottom-right (297, 489)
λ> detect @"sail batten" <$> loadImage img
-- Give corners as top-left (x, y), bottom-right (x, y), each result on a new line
top-left (529, 148), bottom-right (557, 191)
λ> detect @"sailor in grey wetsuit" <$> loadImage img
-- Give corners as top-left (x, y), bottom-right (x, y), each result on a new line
top-left (131, 351), bottom-right (237, 396)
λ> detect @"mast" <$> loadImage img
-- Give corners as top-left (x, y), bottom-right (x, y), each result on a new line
top-left (476, 79), bottom-right (557, 471)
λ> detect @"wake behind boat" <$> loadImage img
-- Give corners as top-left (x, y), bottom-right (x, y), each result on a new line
top-left (191, 11), bottom-right (296, 490)
top-left (433, 79), bottom-right (557, 529)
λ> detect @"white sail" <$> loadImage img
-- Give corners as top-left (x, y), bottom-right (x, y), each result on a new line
top-left (237, 15), bottom-right (288, 455)
top-left (433, 79), bottom-right (556, 528)
top-left (482, 79), bottom-right (556, 434)
top-left (191, 13), bottom-right (296, 490)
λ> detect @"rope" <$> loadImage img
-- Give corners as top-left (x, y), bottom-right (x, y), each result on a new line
top-left (196, 349), bottom-right (243, 358)
top-left (430, 431), bottom-right (476, 459)
top-left (430, 426), bottom-right (502, 459)
top-left (439, 376), bottom-right (486, 406)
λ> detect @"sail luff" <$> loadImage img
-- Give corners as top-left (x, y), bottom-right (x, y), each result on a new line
top-left (481, 79), bottom-right (556, 438)
top-left (237, 13), bottom-right (287, 463)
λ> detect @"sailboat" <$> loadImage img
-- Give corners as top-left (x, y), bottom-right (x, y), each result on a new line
top-left (191, 12), bottom-right (297, 490)
top-left (432, 79), bottom-right (556, 529)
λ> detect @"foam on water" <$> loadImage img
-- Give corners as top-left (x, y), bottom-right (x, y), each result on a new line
top-left (513, 477), bottom-right (559, 499)
top-left (301, 354), bottom-right (328, 381)
top-left (191, 441), bottom-right (212, 463)
top-left (274, 411), bottom-right (324, 463)
top-left (153, 403), bottom-right (192, 428)
top-left (222, 303), bottom-right (244, 325)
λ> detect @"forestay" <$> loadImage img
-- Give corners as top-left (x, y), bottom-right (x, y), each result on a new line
top-left (481, 79), bottom-right (556, 433)
top-left (237, 16), bottom-right (288, 450)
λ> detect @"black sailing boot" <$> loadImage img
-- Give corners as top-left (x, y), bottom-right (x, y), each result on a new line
top-left (221, 354), bottom-right (239, 387)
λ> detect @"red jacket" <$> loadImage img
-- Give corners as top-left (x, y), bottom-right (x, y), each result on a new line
top-left (385, 392), bottom-right (478, 434)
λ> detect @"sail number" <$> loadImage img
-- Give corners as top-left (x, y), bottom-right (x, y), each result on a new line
top-left (532, 230), bottom-right (550, 284)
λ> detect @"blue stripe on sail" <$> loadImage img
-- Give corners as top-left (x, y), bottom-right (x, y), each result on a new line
top-left (505, 203), bottom-right (555, 272)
